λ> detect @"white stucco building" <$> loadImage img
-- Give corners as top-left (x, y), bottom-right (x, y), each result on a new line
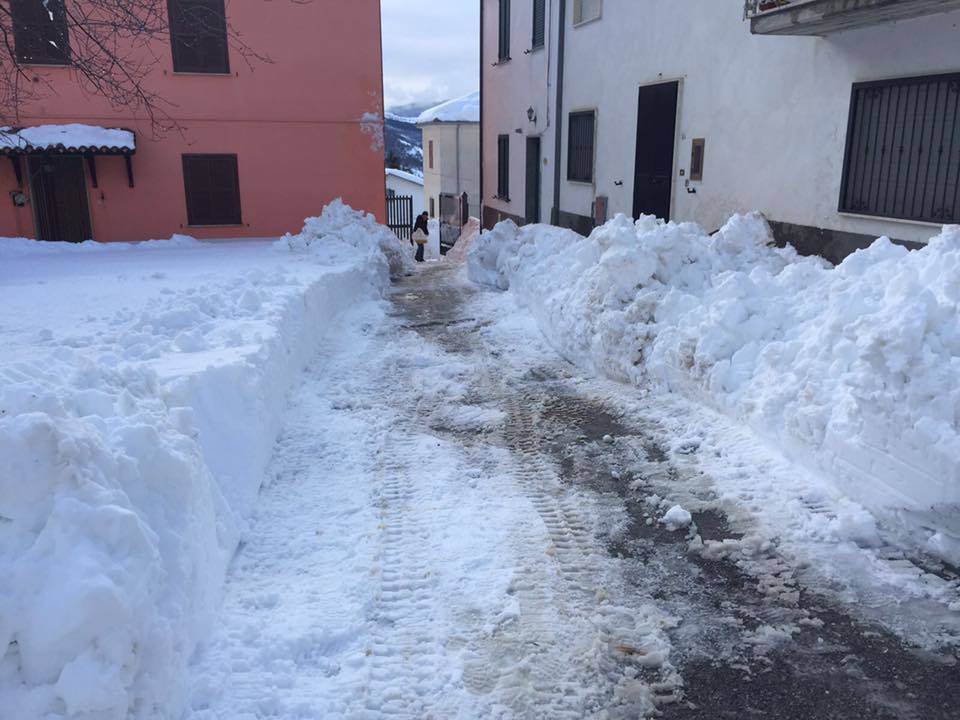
top-left (482, 0), bottom-right (960, 261)
top-left (418, 92), bottom-right (482, 221)
top-left (385, 168), bottom-right (426, 218)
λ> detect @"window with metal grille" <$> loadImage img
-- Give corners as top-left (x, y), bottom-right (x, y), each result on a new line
top-left (690, 138), bottom-right (706, 182)
top-left (11, 0), bottom-right (70, 65)
top-left (532, 0), bottom-right (546, 49)
top-left (168, 0), bottom-right (230, 74)
top-left (498, 0), bottom-right (511, 62)
top-left (429, 140), bottom-right (435, 169)
top-left (497, 134), bottom-right (510, 199)
top-left (182, 154), bottom-right (242, 225)
top-left (573, 0), bottom-right (602, 26)
top-left (840, 73), bottom-right (960, 224)
top-left (568, 111), bottom-right (596, 183)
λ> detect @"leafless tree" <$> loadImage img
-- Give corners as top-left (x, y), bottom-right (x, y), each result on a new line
top-left (0, 1), bottom-right (306, 134)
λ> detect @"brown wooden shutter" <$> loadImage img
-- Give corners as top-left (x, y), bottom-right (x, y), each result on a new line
top-left (182, 154), bottom-right (242, 226)
top-left (168, 0), bottom-right (230, 74)
top-left (11, 0), bottom-right (70, 65)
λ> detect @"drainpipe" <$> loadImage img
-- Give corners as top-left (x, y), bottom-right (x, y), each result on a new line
top-left (479, 0), bottom-right (485, 226)
top-left (550, 0), bottom-right (567, 226)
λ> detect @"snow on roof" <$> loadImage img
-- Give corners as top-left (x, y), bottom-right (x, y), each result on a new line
top-left (0, 124), bottom-right (136, 154)
top-left (416, 91), bottom-right (480, 125)
top-left (385, 112), bottom-right (419, 125)
top-left (385, 168), bottom-right (424, 185)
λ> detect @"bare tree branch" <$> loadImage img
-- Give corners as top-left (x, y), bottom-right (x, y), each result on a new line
top-left (0, 0), bottom-right (310, 135)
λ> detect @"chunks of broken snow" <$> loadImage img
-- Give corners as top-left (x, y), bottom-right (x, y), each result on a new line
top-left (661, 505), bottom-right (693, 531)
top-left (0, 201), bottom-right (405, 719)
top-left (468, 213), bottom-right (960, 565)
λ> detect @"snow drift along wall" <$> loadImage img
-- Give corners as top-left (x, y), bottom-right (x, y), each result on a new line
top-left (468, 214), bottom-right (960, 564)
top-left (0, 201), bottom-right (410, 719)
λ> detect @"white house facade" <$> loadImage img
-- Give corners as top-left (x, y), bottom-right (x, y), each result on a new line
top-left (385, 168), bottom-right (426, 219)
top-left (418, 93), bottom-right (482, 222)
top-left (482, 0), bottom-right (960, 261)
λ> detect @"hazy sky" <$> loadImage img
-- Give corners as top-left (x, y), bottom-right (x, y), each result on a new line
top-left (380, 0), bottom-right (480, 110)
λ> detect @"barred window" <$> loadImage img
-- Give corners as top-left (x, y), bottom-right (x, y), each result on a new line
top-left (840, 73), bottom-right (960, 224)
top-left (498, 0), bottom-right (511, 61)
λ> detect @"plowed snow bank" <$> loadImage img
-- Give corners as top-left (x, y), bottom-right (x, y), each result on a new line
top-left (468, 214), bottom-right (960, 563)
top-left (0, 201), bottom-right (404, 719)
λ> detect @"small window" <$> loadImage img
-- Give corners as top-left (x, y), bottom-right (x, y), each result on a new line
top-left (567, 111), bottom-right (595, 183)
top-left (532, 0), bottom-right (546, 49)
top-left (11, 0), bottom-right (70, 65)
top-left (429, 197), bottom-right (436, 217)
top-left (428, 140), bottom-right (435, 169)
top-left (168, 0), bottom-right (230, 74)
top-left (840, 73), bottom-right (960, 224)
top-left (498, 0), bottom-right (511, 62)
top-left (690, 138), bottom-right (705, 182)
top-left (573, 0), bottom-right (602, 26)
top-left (497, 134), bottom-right (510, 199)
top-left (182, 154), bottom-right (242, 226)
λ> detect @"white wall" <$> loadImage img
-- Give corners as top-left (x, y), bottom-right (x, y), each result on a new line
top-left (420, 122), bottom-right (482, 219)
top-left (386, 173), bottom-right (426, 218)
top-left (562, 0), bottom-right (960, 242)
top-left (485, 0), bottom-right (960, 243)
top-left (482, 0), bottom-right (560, 224)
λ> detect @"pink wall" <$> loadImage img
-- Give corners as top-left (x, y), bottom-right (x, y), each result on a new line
top-left (0, 0), bottom-right (386, 242)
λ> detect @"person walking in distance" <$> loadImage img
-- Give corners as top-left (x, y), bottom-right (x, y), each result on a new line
top-left (411, 211), bottom-right (429, 263)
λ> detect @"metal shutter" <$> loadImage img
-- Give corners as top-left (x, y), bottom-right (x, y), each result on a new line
top-left (498, 135), bottom-right (510, 198)
top-left (568, 111), bottom-right (596, 183)
top-left (840, 73), bottom-right (960, 224)
top-left (532, 0), bottom-right (546, 49)
top-left (498, 0), bottom-right (511, 61)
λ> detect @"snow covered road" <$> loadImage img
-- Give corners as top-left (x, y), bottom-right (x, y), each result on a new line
top-left (186, 263), bottom-right (960, 719)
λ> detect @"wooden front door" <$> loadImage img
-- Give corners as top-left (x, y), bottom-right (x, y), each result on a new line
top-left (632, 81), bottom-right (679, 221)
top-left (525, 136), bottom-right (541, 225)
top-left (29, 156), bottom-right (92, 243)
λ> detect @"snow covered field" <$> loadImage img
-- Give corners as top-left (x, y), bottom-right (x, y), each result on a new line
top-left (468, 214), bottom-right (960, 565)
top-left (0, 203), bottom-right (409, 719)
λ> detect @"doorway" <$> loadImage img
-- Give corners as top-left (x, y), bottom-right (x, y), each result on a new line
top-left (29, 156), bottom-right (92, 242)
top-left (632, 81), bottom-right (679, 221)
top-left (525, 136), bottom-right (541, 225)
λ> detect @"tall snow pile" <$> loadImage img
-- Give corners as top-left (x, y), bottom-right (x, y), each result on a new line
top-left (0, 202), bottom-right (402, 719)
top-left (280, 198), bottom-right (413, 279)
top-left (468, 215), bottom-right (960, 563)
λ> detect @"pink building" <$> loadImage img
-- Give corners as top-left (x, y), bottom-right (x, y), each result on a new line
top-left (0, 0), bottom-right (386, 243)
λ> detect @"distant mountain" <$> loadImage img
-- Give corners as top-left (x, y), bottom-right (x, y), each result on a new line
top-left (383, 101), bottom-right (444, 175)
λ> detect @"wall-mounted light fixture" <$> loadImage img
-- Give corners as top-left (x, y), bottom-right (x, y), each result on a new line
top-left (527, 107), bottom-right (537, 124)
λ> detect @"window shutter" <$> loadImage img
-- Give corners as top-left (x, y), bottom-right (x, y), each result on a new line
top-left (567, 111), bottom-right (596, 183)
top-left (498, 0), bottom-right (511, 61)
top-left (183, 155), bottom-right (242, 225)
top-left (168, 0), bottom-right (230, 74)
top-left (840, 73), bottom-right (960, 223)
top-left (11, 0), bottom-right (70, 65)
top-left (532, 0), bottom-right (546, 49)
top-left (498, 135), bottom-right (510, 199)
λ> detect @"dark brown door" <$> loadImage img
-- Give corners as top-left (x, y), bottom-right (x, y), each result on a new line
top-left (633, 81), bottom-right (679, 221)
top-left (525, 136), bottom-right (541, 224)
top-left (29, 156), bottom-right (92, 242)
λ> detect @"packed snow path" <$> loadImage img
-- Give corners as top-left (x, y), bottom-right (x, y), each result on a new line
top-left (187, 264), bottom-right (960, 719)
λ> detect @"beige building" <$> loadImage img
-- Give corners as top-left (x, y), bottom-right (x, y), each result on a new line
top-left (417, 92), bottom-right (481, 221)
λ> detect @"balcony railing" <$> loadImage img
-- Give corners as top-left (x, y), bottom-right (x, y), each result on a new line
top-left (745, 0), bottom-right (960, 35)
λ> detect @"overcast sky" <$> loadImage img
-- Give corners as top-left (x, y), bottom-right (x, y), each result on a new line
top-left (380, 0), bottom-right (480, 111)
